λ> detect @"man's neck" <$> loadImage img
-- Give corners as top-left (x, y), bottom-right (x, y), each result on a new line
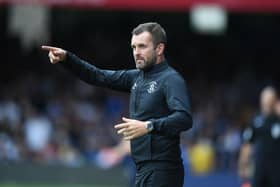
top-left (156, 55), bottom-right (165, 64)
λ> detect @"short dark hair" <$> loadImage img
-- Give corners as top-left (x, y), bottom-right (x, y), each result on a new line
top-left (132, 22), bottom-right (167, 46)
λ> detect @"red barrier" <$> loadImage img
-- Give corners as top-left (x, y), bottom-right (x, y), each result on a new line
top-left (0, 0), bottom-right (280, 12)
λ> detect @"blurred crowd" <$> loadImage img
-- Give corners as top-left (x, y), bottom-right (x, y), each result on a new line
top-left (0, 73), bottom-right (130, 166)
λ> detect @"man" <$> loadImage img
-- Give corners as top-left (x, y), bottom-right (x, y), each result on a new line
top-left (239, 86), bottom-right (280, 187)
top-left (42, 22), bottom-right (192, 187)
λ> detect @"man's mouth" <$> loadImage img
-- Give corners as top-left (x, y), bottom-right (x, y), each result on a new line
top-left (136, 57), bottom-right (144, 62)
top-left (135, 58), bottom-right (143, 62)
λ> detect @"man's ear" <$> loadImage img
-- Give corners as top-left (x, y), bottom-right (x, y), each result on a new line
top-left (156, 43), bottom-right (165, 56)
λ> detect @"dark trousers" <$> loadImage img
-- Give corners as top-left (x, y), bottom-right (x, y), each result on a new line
top-left (253, 160), bottom-right (280, 187)
top-left (135, 162), bottom-right (184, 187)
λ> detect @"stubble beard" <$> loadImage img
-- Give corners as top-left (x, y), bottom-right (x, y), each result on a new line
top-left (135, 54), bottom-right (157, 71)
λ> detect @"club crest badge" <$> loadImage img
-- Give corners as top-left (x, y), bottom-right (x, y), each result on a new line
top-left (271, 123), bottom-right (280, 139)
top-left (132, 82), bottom-right (137, 90)
top-left (147, 81), bottom-right (157, 93)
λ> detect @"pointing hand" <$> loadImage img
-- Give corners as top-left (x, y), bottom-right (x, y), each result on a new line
top-left (41, 45), bottom-right (67, 64)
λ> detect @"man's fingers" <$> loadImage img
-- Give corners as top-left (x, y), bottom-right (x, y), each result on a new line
top-left (114, 123), bottom-right (129, 129)
top-left (122, 117), bottom-right (134, 122)
top-left (41, 45), bottom-right (60, 51)
top-left (124, 135), bottom-right (134, 141)
top-left (117, 128), bottom-right (127, 135)
top-left (49, 52), bottom-right (58, 60)
top-left (53, 50), bottom-right (64, 56)
top-left (48, 52), bottom-right (59, 64)
top-left (123, 130), bottom-right (135, 137)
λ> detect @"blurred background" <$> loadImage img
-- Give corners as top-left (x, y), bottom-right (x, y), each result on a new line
top-left (0, 0), bottom-right (280, 187)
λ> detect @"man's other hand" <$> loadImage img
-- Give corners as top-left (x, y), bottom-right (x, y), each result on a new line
top-left (115, 117), bottom-right (149, 140)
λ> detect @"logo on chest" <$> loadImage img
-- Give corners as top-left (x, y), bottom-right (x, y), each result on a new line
top-left (271, 123), bottom-right (280, 139)
top-left (132, 82), bottom-right (137, 90)
top-left (147, 81), bottom-right (158, 94)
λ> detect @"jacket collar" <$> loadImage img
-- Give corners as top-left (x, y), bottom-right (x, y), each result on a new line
top-left (142, 60), bottom-right (169, 77)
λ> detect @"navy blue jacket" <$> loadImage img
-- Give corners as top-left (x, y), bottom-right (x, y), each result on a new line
top-left (62, 52), bottom-right (193, 165)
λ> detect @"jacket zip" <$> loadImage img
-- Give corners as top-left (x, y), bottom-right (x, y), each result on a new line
top-left (134, 73), bottom-right (145, 113)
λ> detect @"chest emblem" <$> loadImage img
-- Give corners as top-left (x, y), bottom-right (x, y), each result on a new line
top-left (271, 123), bottom-right (280, 139)
top-left (132, 82), bottom-right (137, 90)
top-left (147, 81), bottom-right (158, 94)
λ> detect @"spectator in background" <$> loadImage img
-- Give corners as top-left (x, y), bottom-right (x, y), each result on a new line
top-left (239, 86), bottom-right (280, 187)
top-left (0, 133), bottom-right (19, 161)
top-left (24, 107), bottom-right (53, 161)
top-left (219, 126), bottom-right (241, 171)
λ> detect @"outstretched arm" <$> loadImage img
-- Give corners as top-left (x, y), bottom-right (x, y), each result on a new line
top-left (41, 45), bottom-right (138, 92)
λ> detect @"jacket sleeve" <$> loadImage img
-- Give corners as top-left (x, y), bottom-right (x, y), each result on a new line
top-left (151, 73), bottom-right (193, 137)
top-left (60, 52), bottom-right (138, 92)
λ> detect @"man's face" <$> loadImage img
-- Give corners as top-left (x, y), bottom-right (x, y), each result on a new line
top-left (131, 31), bottom-right (157, 70)
top-left (274, 100), bottom-right (280, 116)
top-left (260, 89), bottom-right (277, 115)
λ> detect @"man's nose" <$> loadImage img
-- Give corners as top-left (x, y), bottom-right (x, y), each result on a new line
top-left (134, 47), bottom-right (140, 55)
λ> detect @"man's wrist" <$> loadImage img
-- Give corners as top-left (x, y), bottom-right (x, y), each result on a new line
top-left (145, 121), bottom-right (154, 132)
top-left (62, 51), bottom-right (69, 62)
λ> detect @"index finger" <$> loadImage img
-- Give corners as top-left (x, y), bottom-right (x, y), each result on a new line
top-left (41, 45), bottom-right (60, 51)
